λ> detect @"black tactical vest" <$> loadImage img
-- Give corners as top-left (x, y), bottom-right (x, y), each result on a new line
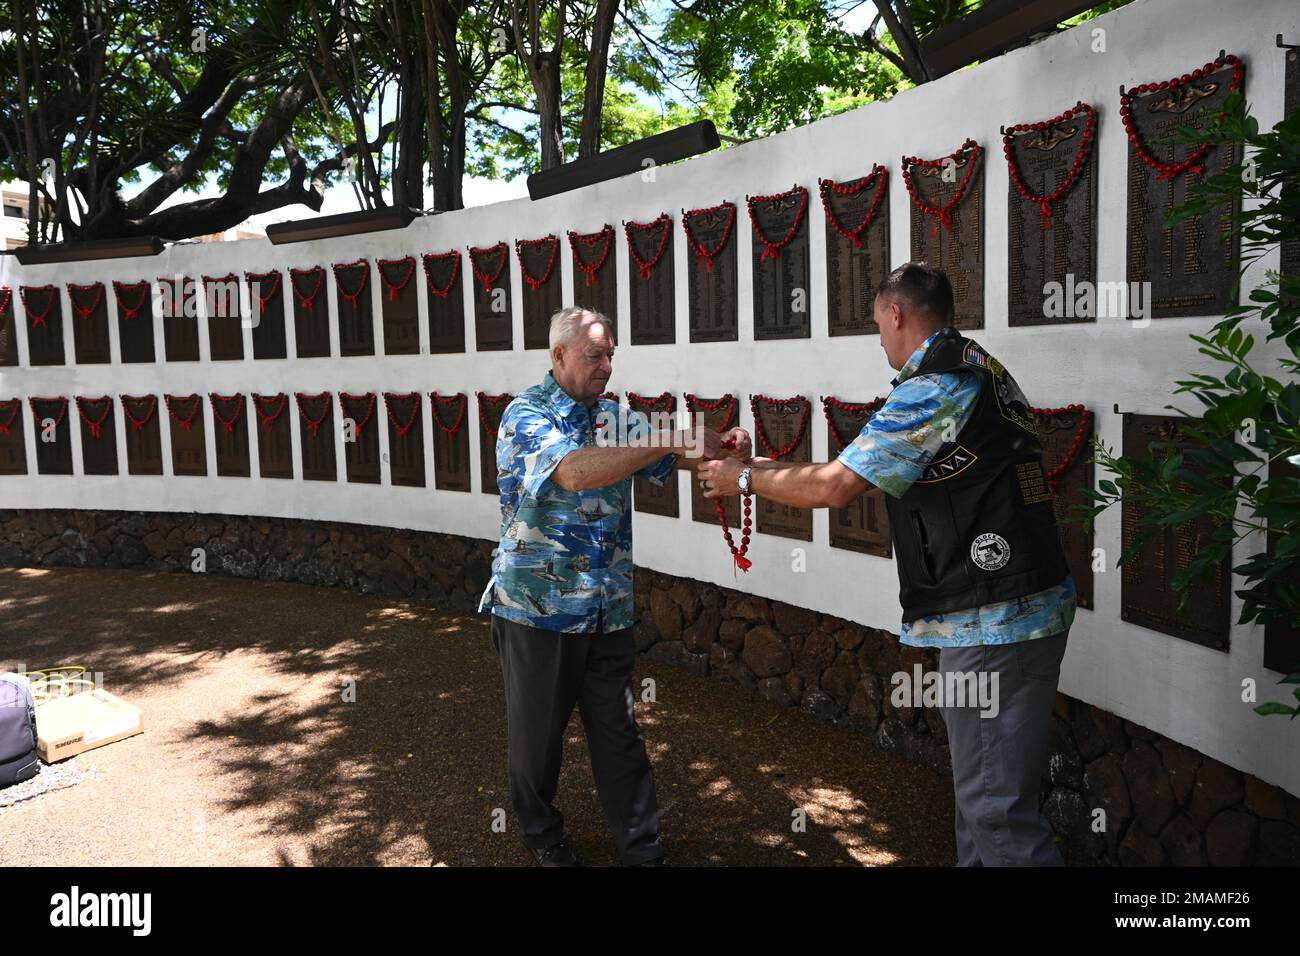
top-left (883, 327), bottom-right (1070, 621)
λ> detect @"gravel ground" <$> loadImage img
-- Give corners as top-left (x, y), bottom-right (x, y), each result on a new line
top-left (0, 565), bottom-right (955, 866)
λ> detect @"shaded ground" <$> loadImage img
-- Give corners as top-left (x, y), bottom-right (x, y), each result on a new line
top-left (0, 566), bottom-right (955, 866)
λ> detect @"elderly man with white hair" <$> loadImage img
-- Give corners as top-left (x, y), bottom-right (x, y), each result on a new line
top-left (479, 305), bottom-right (750, 866)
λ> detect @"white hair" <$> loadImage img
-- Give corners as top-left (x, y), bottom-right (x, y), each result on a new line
top-left (549, 306), bottom-right (613, 351)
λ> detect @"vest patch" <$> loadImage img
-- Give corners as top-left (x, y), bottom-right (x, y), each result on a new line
top-left (917, 444), bottom-right (978, 483)
top-left (970, 532), bottom-right (1011, 570)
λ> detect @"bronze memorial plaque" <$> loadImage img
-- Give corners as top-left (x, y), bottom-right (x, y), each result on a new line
top-left (166, 394), bottom-right (207, 477)
top-left (0, 398), bottom-right (28, 474)
top-left (627, 392), bottom-right (679, 518)
top-left (753, 395), bottom-right (813, 541)
top-left (423, 252), bottom-right (466, 354)
top-left (1034, 405), bottom-right (1094, 609)
top-left (822, 168), bottom-right (890, 337)
top-left (334, 260), bottom-right (375, 356)
top-left (247, 270), bottom-right (287, 360)
top-left (825, 397), bottom-right (891, 557)
top-left (685, 202), bottom-right (739, 343)
top-left (113, 281), bottom-right (156, 363)
top-left (290, 267), bottom-right (331, 358)
top-left (203, 273), bottom-right (245, 360)
top-left (340, 392), bottom-right (380, 484)
top-left (67, 283), bottom-right (112, 364)
top-left (570, 227), bottom-right (618, 342)
top-left (297, 392), bottom-right (336, 482)
top-left (211, 394), bottom-right (250, 478)
top-left (386, 392), bottom-right (427, 488)
top-left (750, 186), bottom-right (811, 340)
top-left (22, 285), bottom-right (66, 366)
top-left (626, 215), bottom-right (675, 345)
top-left (905, 140), bottom-right (985, 330)
top-left (1283, 46), bottom-right (1299, 300)
top-left (158, 276), bottom-right (199, 362)
top-left (121, 395), bottom-right (163, 476)
top-left (30, 397), bottom-right (73, 474)
top-left (1120, 413), bottom-right (1230, 649)
top-left (687, 394), bottom-right (740, 528)
top-left (470, 243), bottom-right (513, 352)
top-left (76, 396), bottom-right (118, 475)
top-left (1125, 55), bottom-right (1244, 319)
top-left (478, 392), bottom-right (512, 495)
top-left (518, 236), bottom-right (562, 350)
top-left (378, 257), bottom-right (420, 355)
top-left (430, 393), bottom-right (471, 492)
top-left (1006, 104), bottom-right (1098, 327)
top-left (0, 286), bottom-right (16, 366)
top-left (1264, 458), bottom-right (1300, 675)
top-left (252, 394), bottom-right (293, 480)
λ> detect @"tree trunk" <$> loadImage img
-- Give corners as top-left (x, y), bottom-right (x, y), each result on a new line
top-left (578, 0), bottom-right (619, 160)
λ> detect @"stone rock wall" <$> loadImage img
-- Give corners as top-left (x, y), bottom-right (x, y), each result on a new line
top-left (3, 507), bottom-right (1297, 865)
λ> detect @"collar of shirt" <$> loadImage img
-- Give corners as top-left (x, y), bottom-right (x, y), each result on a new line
top-left (890, 326), bottom-right (955, 387)
top-left (542, 369), bottom-right (592, 421)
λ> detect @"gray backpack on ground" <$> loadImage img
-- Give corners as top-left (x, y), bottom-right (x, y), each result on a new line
top-left (0, 673), bottom-right (39, 787)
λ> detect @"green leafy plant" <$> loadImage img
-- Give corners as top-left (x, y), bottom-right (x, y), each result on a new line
top-left (1081, 90), bottom-right (1300, 719)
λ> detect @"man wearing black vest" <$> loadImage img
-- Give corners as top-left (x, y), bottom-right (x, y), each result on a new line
top-left (700, 262), bottom-right (1076, 866)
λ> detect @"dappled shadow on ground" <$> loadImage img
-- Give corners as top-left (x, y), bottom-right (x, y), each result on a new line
top-left (0, 565), bottom-right (954, 866)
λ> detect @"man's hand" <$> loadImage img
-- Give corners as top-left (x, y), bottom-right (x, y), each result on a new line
top-left (720, 427), bottom-right (752, 460)
top-left (699, 457), bottom-right (745, 498)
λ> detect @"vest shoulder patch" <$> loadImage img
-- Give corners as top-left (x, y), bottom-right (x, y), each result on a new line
top-left (916, 444), bottom-right (978, 483)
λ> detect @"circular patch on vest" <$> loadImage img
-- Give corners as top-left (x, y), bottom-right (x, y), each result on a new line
top-left (970, 533), bottom-right (1011, 571)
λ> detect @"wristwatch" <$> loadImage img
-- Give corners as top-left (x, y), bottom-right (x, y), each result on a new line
top-left (737, 465), bottom-right (753, 495)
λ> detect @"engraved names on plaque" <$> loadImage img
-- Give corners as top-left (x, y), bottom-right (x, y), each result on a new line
top-left (749, 186), bottom-right (811, 340)
top-left (0, 398), bottom-right (27, 474)
top-left (470, 244), bottom-right (513, 351)
top-left (1034, 405), bottom-right (1094, 609)
top-left (113, 281), bottom-right (156, 363)
top-left (518, 236), bottom-right (562, 350)
top-left (253, 394), bottom-right (293, 479)
top-left (478, 392), bottom-right (512, 495)
top-left (122, 395), bottom-right (163, 475)
top-left (626, 215), bottom-right (675, 345)
top-left (752, 395), bottom-right (812, 541)
top-left (297, 392), bottom-right (336, 482)
top-left (1124, 55), bottom-right (1245, 319)
top-left (824, 397), bottom-right (891, 557)
top-left (76, 396), bottom-right (118, 475)
top-left (23, 285), bottom-right (66, 366)
top-left (627, 392), bottom-right (679, 518)
top-left (423, 252), bottom-right (466, 354)
top-left (687, 394), bottom-right (740, 528)
top-left (290, 267), bottom-right (331, 358)
top-left (387, 392), bottom-right (427, 488)
top-left (211, 394), bottom-right (251, 478)
top-left (1006, 104), bottom-right (1098, 326)
top-left (0, 286), bottom-right (16, 366)
top-left (67, 283), bottom-right (112, 364)
top-left (822, 168), bottom-right (890, 337)
top-left (570, 227), bottom-right (618, 342)
top-left (30, 398), bottom-right (72, 474)
top-left (904, 141), bottom-right (985, 330)
top-left (202, 273), bottom-right (245, 360)
top-left (378, 257), bottom-right (420, 355)
top-left (247, 271), bottom-right (287, 360)
top-left (1120, 413), bottom-right (1230, 648)
top-left (684, 203), bottom-right (738, 343)
top-left (340, 393), bottom-right (380, 484)
top-left (430, 393), bottom-right (471, 492)
top-left (166, 394), bottom-right (207, 477)
top-left (334, 261), bottom-right (374, 356)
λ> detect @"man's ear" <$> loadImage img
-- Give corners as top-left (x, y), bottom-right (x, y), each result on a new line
top-left (550, 343), bottom-right (564, 369)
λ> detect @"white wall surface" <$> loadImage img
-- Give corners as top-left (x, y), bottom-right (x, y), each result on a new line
top-left (3, 0), bottom-right (1298, 795)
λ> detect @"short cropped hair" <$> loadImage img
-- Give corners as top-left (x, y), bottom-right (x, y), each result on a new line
top-left (876, 262), bottom-right (954, 326)
top-left (549, 305), bottom-right (613, 350)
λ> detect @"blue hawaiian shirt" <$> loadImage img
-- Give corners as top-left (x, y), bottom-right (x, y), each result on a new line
top-left (836, 329), bottom-right (1077, 648)
top-left (479, 370), bottom-right (678, 633)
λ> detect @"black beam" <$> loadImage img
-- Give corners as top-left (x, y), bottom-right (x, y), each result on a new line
top-left (267, 205), bottom-right (417, 245)
top-left (526, 121), bottom-right (721, 201)
top-left (13, 235), bottom-right (165, 265)
top-left (921, 0), bottom-right (1099, 78)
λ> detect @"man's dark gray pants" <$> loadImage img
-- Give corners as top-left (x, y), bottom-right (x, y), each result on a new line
top-left (490, 612), bottom-right (663, 865)
top-left (937, 630), bottom-right (1069, 866)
